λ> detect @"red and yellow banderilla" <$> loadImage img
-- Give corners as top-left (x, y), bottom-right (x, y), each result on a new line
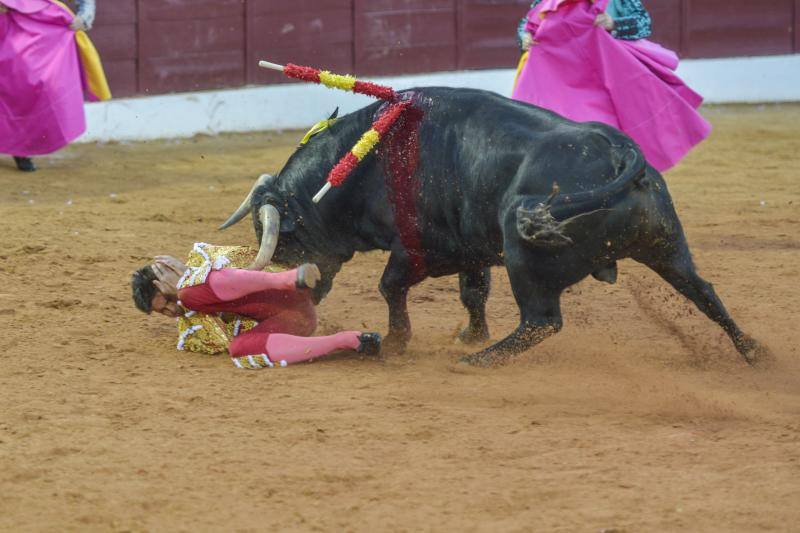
top-left (259, 59), bottom-right (411, 203)
top-left (312, 101), bottom-right (411, 203)
top-left (259, 60), bottom-right (396, 101)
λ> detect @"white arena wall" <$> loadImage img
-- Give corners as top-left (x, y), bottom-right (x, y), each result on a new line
top-left (81, 54), bottom-right (800, 143)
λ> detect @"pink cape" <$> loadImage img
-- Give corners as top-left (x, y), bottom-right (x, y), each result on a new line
top-left (0, 0), bottom-right (86, 156)
top-left (512, 0), bottom-right (711, 171)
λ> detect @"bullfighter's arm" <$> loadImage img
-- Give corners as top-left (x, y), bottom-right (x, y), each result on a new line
top-left (516, 16), bottom-right (530, 51)
top-left (516, 0), bottom-right (543, 51)
top-left (610, 0), bottom-right (652, 40)
top-left (71, 0), bottom-right (95, 30)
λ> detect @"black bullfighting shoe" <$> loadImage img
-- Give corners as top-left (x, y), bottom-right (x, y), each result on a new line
top-left (296, 263), bottom-right (321, 290)
top-left (356, 333), bottom-right (382, 357)
top-left (13, 157), bottom-right (36, 172)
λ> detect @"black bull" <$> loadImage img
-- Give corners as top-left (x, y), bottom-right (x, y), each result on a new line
top-left (220, 87), bottom-right (762, 366)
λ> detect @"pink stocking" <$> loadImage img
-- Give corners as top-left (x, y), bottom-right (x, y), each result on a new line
top-left (206, 268), bottom-right (298, 301)
top-left (265, 331), bottom-right (361, 365)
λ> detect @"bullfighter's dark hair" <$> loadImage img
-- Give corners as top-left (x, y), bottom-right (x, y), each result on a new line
top-left (131, 265), bottom-right (158, 314)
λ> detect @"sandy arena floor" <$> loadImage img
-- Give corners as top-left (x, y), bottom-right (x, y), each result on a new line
top-left (1, 104), bottom-right (799, 532)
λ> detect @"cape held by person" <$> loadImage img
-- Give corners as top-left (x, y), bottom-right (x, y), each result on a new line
top-left (0, 0), bottom-right (110, 172)
top-left (513, 0), bottom-right (710, 172)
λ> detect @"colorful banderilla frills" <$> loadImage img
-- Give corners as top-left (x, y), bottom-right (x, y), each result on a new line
top-left (259, 60), bottom-right (396, 101)
top-left (258, 59), bottom-right (410, 202)
top-left (312, 101), bottom-right (412, 203)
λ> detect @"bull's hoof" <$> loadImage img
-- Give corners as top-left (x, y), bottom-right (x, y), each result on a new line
top-left (383, 331), bottom-right (411, 355)
top-left (458, 351), bottom-right (507, 368)
top-left (448, 360), bottom-right (483, 375)
top-left (735, 335), bottom-right (771, 366)
top-left (457, 326), bottom-right (490, 345)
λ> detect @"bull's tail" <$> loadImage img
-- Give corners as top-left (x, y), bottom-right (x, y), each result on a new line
top-left (516, 146), bottom-right (646, 248)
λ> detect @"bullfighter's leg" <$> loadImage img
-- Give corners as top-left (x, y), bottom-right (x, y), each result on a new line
top-left (458, 268), bottom-right (491, 344)
top-left (204, 266), bottom-right (316, 301)
top-left (379, 248), bottom-right (422, 352)
top-left (460, 251), bottom-right (563, 367)
top-left (638, 250), bottom-right (762, 364)
top-left (229, 326), bottom-right (376, 368)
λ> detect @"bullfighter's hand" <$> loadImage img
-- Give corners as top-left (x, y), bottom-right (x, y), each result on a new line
top-left (521, 33), bottom-right (533, 51)
top-left (0, 5), bottom-right (9, 14)
top-left (152, 261), bottom-right (183, 299)
top-left (594, 13), bottom-right (615, 31)
top-left (154, 255), bottom-right (189, 277)
top-left (69, 15), bottom-right (87, 31)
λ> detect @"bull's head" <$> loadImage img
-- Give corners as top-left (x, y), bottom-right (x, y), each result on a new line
top-left (219, 173), bottom-right (287, 270)
top-left (219, 173), bottom-right (340, 305)
top-left (219, 107), bottom-right (355, 301)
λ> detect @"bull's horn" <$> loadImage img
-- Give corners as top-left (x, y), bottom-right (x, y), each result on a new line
top-left (248, 204), bottom-right (281, 271)
top-left (219, 173), bottom-right (273, 230)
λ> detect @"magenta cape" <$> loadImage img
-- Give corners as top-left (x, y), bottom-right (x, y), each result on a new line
top-left (0, 0), bottom-right (86, 156)
top-left (512, 0), bottom-right (711, 171)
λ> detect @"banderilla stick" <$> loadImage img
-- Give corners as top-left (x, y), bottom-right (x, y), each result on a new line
top-left (258, 60), bottom-right (397, 101)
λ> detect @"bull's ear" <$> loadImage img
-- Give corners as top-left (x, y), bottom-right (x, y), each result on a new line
top-left (328, 107), bottom-right (339, 120)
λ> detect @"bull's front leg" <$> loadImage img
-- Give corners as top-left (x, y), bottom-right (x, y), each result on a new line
top-left (378, 248), bottom-right (422, 353)
top-left (311, 261), bottom-right (341, 304)
top-left (458, 268), bottom-right (491, 344)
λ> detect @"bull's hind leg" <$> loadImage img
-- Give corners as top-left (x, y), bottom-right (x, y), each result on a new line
top-left (637, 248), bottom-right (762, 364)
top-left (458, 268), bottom-right (491, 344)
top-left (460, 252), bottom-right (563, 367)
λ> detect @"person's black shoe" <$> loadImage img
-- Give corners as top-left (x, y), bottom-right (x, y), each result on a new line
top-left (296, 263), bottom-right (321, 290)
top-left (356, 332), bottom-right (382, 357)
top-left (13, 157), bottom-right (36, 172)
